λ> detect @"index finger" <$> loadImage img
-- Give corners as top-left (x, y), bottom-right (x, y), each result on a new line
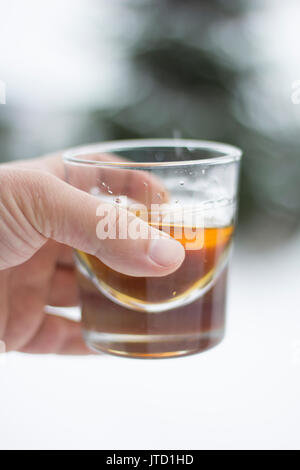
top-left (9, 151), bottom-right (169, 206)
top-left (63, 151), bottom-right (169, 206)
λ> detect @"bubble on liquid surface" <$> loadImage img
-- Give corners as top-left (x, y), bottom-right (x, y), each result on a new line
top-left (114, 197), bottom-right (121, 204)
top-left (179, 181), bottom-right (185, 186)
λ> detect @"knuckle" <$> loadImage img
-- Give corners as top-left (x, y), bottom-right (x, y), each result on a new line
top-left (6, 169), bottom-right (56, 238)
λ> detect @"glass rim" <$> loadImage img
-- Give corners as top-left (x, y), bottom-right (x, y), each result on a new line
top-left (63, 138), bottom-right (242, 168)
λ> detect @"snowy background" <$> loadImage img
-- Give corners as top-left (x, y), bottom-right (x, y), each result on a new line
top-left (0, 0), bottom-right (299, 450)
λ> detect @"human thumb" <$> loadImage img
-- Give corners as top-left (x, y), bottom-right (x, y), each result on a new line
top-left (0, 168), bottom-right (185, 276)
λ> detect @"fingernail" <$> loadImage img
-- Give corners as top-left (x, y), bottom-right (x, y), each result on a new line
top-left (148, 238), bottom-right (185, 268)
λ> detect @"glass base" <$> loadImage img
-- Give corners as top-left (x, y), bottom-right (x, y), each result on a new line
top-left (83, 328), bottom-right (224, 359)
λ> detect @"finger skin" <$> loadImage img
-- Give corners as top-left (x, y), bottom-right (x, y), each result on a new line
top-left (1, 153), bottom-right (65, 178)
top-left (1, 241), bottom-right (58, 351)
top-left (57, 244), bottom-right (74, 268)
top-left (4, 152), bottom-right (169, 205)
top-left (48, 267), bottom-right (79, 307)
top-left (65, 159), bottom-right (169, 206)
top-left (18, 314), bottom-right (93, 355)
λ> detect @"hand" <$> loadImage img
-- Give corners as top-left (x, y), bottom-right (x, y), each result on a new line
top-left (0, 153), bottom-right (184, 354)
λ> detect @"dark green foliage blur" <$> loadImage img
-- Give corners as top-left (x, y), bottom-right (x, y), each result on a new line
top-left (0, 0), bottom-right (299, 225)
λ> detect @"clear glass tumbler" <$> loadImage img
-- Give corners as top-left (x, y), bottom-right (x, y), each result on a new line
top-left (63, 139), bottom-right (242, 358)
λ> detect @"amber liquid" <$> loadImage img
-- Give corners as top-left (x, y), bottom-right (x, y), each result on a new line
top-left (76, 223), bottom-right (233, 358)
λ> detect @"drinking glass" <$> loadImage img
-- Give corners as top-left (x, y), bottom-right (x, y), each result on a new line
top-left (63, 139), bottom-right (242, 358)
